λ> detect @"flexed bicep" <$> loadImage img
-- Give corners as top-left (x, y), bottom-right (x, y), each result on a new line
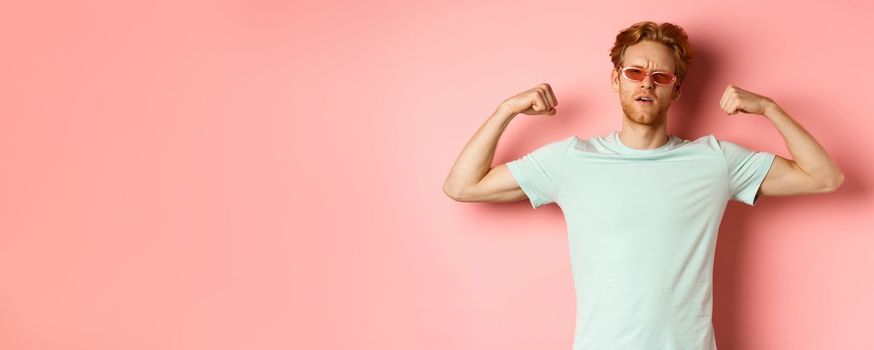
top-left (450, 164), bottom-right (527, 203)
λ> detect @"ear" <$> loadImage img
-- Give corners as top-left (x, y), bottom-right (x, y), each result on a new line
top-left (672, 84), bottom-right (682, 100)
top-left (611, 68), bottom-right (619, 93)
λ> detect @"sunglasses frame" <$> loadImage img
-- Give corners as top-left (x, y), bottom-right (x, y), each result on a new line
top-left (618, 65), bottom-right (677, 86)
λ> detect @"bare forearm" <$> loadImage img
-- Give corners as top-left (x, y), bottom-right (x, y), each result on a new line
top-left (764, 102), bottom-right (844, 186)
top-left (443, 106), bottom-right (517, 195)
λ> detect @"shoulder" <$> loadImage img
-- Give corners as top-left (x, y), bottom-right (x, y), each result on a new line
top-left (566, 133), bottom-right (607, 152)
top-left (682, 134), bottom-right (749, 153)
top-left (539, 135), bottom-right (579, 153)
top-left (520, 135), bottom-right (577, 159)
top-left (711, 136), bottom-right (755, 155)
top-left (708, 136), bottom-right (774, 167)
top-left (686, 133), bottom-right (720, 147)
top-left (541, 135), bottom-right (577, 150)
top-left (668, 133), bottom-right (723, 153)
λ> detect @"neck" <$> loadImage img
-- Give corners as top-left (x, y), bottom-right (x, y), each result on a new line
top-left (618, 122), bottom-right (669, 150)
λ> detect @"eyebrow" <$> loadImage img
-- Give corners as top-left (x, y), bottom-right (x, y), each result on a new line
top-left (627, 64), bottom-right (672, 72)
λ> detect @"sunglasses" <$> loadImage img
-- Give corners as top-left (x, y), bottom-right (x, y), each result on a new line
top-left (618, 65), bottom-right (677, 85)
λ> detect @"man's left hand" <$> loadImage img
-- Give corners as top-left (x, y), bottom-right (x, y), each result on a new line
top-left (719, 85), bottom-right (776, 116)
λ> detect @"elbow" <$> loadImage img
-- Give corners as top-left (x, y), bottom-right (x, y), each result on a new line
top-left (821, 171), bottom-right (845, 193)
top-left (831, 172), bottom-right (846, 191)
top-left (443, 183), bottom-right (465, 201)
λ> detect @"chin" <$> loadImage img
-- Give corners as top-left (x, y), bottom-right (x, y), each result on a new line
top-left (620, 98), bottom-right (669, 126)
top-left (622, 108), bottom-right (665, 126)
top-left (629, 115), bottom-right (662, 125)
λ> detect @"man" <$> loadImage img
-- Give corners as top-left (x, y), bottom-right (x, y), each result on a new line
top-left (442, 21), bottom-right (844, 350)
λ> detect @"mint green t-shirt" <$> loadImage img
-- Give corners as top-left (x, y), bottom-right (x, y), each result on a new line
top-left (506, 131), bottom-right (776, 350)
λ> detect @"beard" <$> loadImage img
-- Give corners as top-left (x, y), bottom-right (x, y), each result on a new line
top-left (620, 96), bottom-right (668, 126)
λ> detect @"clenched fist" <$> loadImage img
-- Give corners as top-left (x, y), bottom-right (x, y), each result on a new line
top-left (499, 83), bottom-right (559, 116)
top-left (719, 85), bottom-right (776, 116)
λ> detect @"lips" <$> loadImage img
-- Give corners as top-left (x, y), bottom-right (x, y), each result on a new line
top-left (635, 94), bottom-right (656, 102)
top-left (634, 94), bottom-right (657, 107)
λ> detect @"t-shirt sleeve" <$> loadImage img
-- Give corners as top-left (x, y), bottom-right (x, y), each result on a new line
top-left (506, 137), bottom-right (572, 209)
top-left (718, 140), bottom-right (776, 206)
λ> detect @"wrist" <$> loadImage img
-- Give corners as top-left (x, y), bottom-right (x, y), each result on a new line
top-left (762, 99), bottom-right (783, 118)
top-left (494, 104), bottom-right (518, 119)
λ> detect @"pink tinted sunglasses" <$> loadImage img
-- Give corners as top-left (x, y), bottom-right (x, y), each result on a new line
top-left (618, 65), bottom-right (677, 85)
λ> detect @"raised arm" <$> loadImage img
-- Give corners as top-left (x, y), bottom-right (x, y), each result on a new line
top-left (719, 85), bottom-right (844, 196)
top-left (758, 102), bottom-right (844, 195)
top-left (443, 83), bottom-right (558, 202)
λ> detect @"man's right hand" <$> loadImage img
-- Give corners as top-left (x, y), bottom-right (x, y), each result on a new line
top-left (499, 83), bottom-right (559, 116)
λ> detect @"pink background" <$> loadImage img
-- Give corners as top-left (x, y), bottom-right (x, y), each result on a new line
top-left (1, 0), bottom-right (872, 349)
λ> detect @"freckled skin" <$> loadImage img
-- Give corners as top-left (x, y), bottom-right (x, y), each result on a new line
top-left (611, 40), bottom-right (681, 128)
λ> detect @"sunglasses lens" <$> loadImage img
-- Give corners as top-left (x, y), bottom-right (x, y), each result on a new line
top-left (624, 68), bottom-right (645, 81)
top-left (652, 73), bottom-right (675, 84)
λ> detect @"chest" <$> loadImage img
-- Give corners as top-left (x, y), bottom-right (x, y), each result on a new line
top-left (558, 155), bottom-right (729, 220)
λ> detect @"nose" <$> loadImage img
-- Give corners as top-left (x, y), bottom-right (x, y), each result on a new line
top-left (639, 75), bottom-right (655, 89)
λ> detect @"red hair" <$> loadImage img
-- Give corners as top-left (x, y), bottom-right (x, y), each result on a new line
top-left (610, 21), bottom-right (695, 95)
